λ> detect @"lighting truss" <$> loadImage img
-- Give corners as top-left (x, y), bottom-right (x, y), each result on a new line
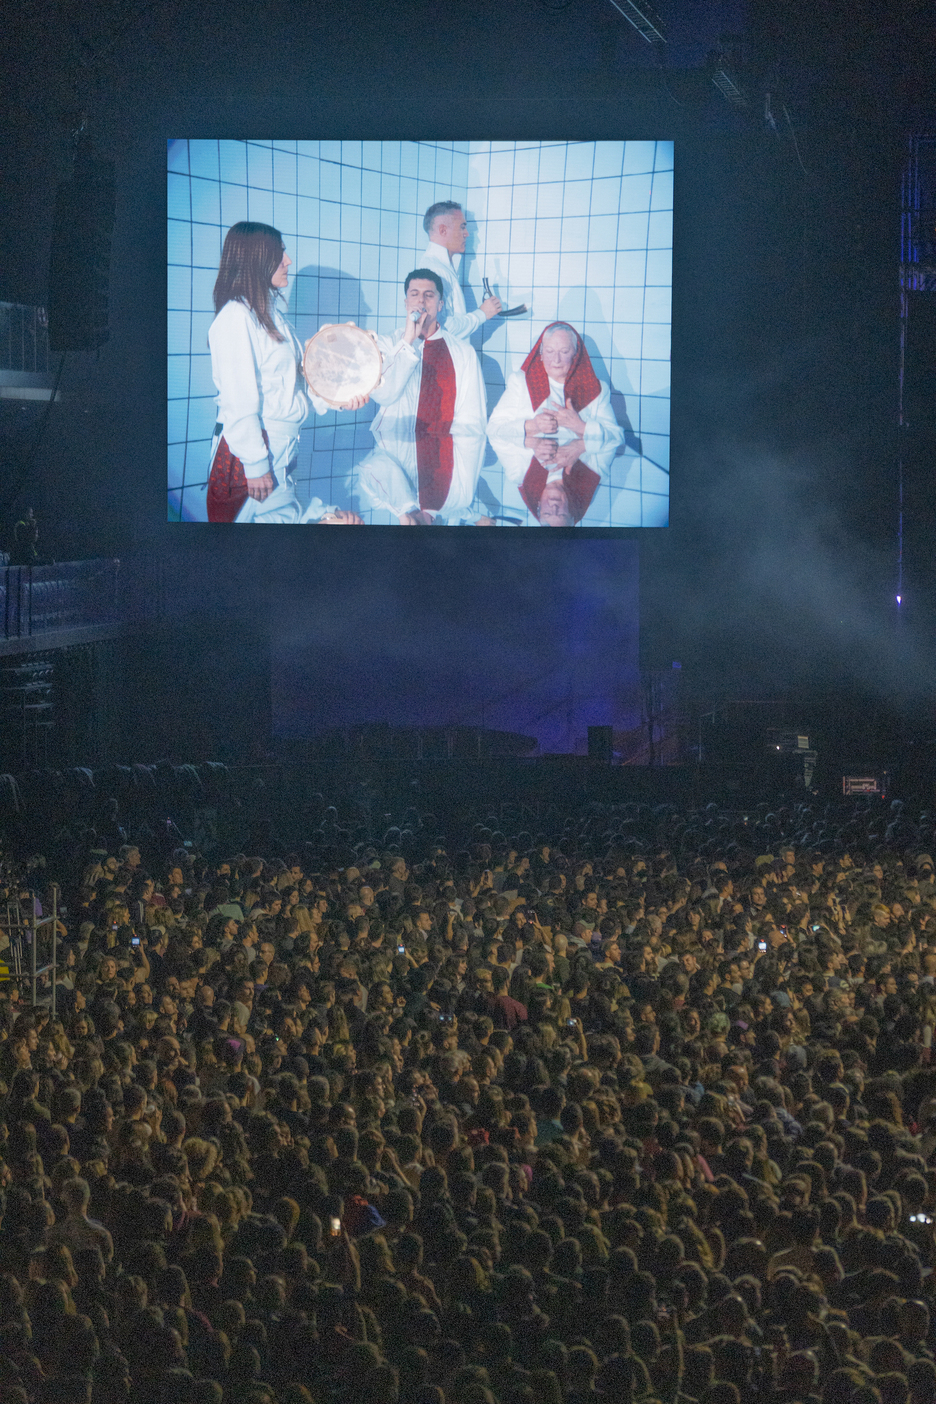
top-left (711, 67), bottom-right (747, 106)
top-left (606, 0), bottom-right (666, 46)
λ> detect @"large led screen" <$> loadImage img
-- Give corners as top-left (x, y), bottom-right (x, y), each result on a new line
top-left (168, 140), bottom-right (672, 527)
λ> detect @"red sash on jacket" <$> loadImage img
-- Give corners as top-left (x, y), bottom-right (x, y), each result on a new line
top-left (519, 459), bottom-right (601, 525)
top-left (519, 324), bottom-right (602, 523)
top-left (415, 336), bottom-right (457, 512)
top-left (521, 322), bottom-right (601, 416)
top-left (206, 429), bottom-right (270, 524)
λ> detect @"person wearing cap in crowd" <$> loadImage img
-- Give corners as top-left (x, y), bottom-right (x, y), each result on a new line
top-left (916, 853), bottom-right (936, 898)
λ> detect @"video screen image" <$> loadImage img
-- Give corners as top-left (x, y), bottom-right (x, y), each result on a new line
top-left (168, 140), bottom-right (672, 527)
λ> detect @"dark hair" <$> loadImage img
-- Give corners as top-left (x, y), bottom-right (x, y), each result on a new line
top-left (404, 268), bottom-right (444, 300)
top-left (214, 222), bottom-right (286, 341)
top-left (423, 200), bottom-right (462, 235)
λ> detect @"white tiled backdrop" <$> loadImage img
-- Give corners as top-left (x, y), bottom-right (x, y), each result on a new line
top-left (167, 140), bottom-right (672, 526)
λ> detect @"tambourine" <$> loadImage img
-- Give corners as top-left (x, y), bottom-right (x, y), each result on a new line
top-left (302, 322), bottom-right (382, 408)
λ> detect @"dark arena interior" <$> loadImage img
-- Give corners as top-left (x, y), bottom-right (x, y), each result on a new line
top-left (1, 2), bottom-right (936, 1404)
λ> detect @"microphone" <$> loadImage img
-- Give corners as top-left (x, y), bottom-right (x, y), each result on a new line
top-left (409, 309), bottom-right (423, 323)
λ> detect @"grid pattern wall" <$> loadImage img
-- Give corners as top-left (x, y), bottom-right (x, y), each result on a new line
top-left (468, 141), bottom-right (672, 527)
top-left (168, 140), bottom-right (469, 522)
top-left (167, 139), bottom-right (672, 526)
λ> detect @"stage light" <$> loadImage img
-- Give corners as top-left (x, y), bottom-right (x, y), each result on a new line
top-left (605, 0), bottom-right (666, 46)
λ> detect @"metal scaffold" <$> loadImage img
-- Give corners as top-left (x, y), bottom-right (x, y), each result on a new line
top-left (0, 883), bottom-right (59, 1012)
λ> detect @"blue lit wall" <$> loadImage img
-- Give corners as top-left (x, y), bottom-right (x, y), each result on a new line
top-left (271, 535), bottom-right (641, 754)
top-left (168, 139), bottom-right (671, 526)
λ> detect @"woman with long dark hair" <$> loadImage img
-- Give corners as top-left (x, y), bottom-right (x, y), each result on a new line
top-left (207, 221), bottom-right (365, 523)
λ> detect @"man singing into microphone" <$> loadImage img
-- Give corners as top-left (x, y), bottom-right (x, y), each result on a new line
top-left (354, 269), bottom-right (488, 523)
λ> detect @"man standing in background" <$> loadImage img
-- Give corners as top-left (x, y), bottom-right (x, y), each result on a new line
top-left (420, 201), bottom-right (501, 338)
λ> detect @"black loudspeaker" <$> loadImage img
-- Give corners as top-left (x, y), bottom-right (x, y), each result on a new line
top-left (587, 725), bottom-right (613, 764)
top-left (47, 155), bottom-right (116, 354)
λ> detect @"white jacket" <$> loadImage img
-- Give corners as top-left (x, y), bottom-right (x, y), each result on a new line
top-left (355, 430), bottom-right (487, 522)
top-left (208, 298), bottom-right (325, 477)
top-left (419, 242), bottom-right (485, 341)
top-left (487, 369), bottom-right (625, 453)
top-left (368, 326), bottom-right (487, 441)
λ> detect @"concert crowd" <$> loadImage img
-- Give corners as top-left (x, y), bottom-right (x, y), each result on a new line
top-left (0, 798), bottom-right (936, 1404)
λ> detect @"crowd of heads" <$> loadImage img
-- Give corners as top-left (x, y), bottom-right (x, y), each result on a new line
top-left (2, 794), bottom-right (936, 1404)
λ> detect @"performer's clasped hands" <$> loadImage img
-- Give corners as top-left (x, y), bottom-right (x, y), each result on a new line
top-left (524, 397), bottom-right (587, 439)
